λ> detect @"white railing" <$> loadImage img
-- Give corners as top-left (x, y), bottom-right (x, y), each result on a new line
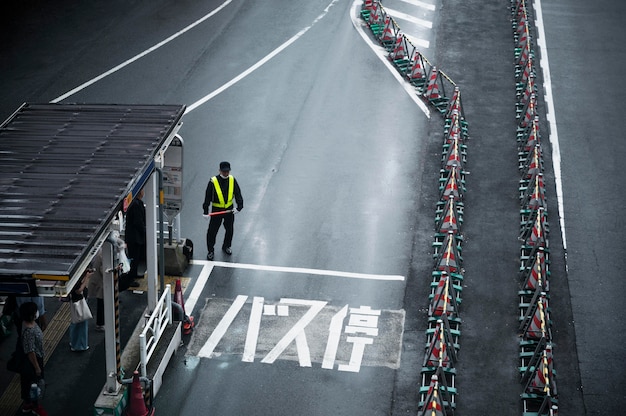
top-left (139, 284), bottom-right (173, 377)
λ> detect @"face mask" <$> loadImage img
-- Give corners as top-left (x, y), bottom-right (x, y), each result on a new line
top-left (34, 310), bottom-right (39, 320)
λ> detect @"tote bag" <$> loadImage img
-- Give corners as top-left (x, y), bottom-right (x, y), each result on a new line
top-left (70, 298), bottom-right (93, 324)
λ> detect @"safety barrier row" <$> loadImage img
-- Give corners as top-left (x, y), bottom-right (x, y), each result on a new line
top-left (361, 2), bottom-right (467, 414)
top-left (361, 0), bottom-right (456, 113)
top-left (511, 1), bottom-right (558, 415)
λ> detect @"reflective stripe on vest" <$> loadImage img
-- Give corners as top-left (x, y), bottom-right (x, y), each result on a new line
top-left (211, 176), bottom-right (234, 208)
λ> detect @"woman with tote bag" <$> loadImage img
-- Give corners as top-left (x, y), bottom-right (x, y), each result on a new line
top-left (69, 269), bottom-right (94, 352)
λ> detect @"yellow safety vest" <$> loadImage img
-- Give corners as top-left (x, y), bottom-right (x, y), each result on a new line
top-left (211, 176), bottom-right (234, 208)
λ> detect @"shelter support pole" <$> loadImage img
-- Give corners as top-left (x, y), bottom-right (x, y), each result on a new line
top-left (102, 236), bottom-right (121, 394)
top-left (145, 173), bottom-right (158, 312)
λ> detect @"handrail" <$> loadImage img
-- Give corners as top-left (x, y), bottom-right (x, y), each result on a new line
top-left (139, 284), bottom-right (173, 377)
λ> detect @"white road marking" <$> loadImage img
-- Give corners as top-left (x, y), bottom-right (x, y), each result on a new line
top-left (185, 0), bottom-right (341, 114)
top-left (385, 8), bottom-right (433, 28)
top-left (191, 259), bottom-right (405, 281)
top-left (350, 0), bottom-right (430, 118)
top-left (261, 299), bottom-right (327, 365)
top-left (243, 296), bottom-right (264, 362)
top-left (399, 0), bottom-right (436, 11)
top-left (533, 0), bottom-right (568, 258)
top-left (184, 261), bottom-right (214, 314)
top-left (405, 34), bottom-right (430, 49)
top-left (197, 294), bottom-right (248, 358)
top-left (51, 0), bottom-right (234, 103)
top-left (322, 304), bottom-right (348, 369)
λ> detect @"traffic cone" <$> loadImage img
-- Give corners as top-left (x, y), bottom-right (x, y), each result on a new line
top-left (522, 249), bottom-right (548, 291)
top-left (433, 232), bottom-right (462, 275)
top-left (526, 344), bottom-right (556, 396)
top-left (429, 272), bottom-right (459, 318)
top-left (439, 166), bottom-right (464, 201)
top-left (522, 292), bottom-right (550, 340)
top-left (442, 137), bottom-right (464, 170)
top-left (520, 144), bottom-right (543, 178)
top-left (125, 371), bottom-right (154, 416)
top-left (444, 87), bottom-right (462, 120)
top-left (423, 66), bottom-right (441, 100)
top-left (518, 116), bottom-right (540, 152)
top-left (389, 32), bottom-right (406, 62)
top-left (423, 320), bottom-right (455, 369)
top-left (368, 1), bottom-right (382, 28)
top-left (174, 278), bottom-right (195, 335)
top-left (435, 195), bottom-right (461, 235)
top-left (517, 93), bottom-right (536, 128)
top-left (418, 375), bottom-right (446, 416)
top-left (380, 14), bottom-right (394, 44)
top-left (174, 278), bottom-right (185, 315)
top-left (521, 172), bottom-right (546, 210)
top-left (408, 51), bottom-right (428, 90)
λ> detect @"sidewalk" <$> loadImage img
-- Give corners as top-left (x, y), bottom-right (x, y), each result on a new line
top-left (0, 280), bottom-right (165, 415)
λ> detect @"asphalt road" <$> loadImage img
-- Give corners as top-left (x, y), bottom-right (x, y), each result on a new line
top-left (0, 0), bottom-right (624, 415)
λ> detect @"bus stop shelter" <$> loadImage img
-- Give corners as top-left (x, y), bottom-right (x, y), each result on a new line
top-left (0, 102), bottom-right (185, 396)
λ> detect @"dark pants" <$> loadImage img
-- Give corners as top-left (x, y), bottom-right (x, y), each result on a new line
top-left (206, 211), bottom-right (235, 253)
top-left (127, 242), bottom-right (146, 278)
top-left (20, 355), bottom-right (44, 402)
top-left (96, 298), bottom-right (104, 326)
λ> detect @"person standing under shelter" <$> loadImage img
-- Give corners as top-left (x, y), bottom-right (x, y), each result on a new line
top-left (125, 188), bottom-right (146, 286)
top-left (69, 269), bottom-right (93, 352)
top-left (19, 301), bottom-right (45, 413)
top-left (202, 161), bottom-right (244, 260)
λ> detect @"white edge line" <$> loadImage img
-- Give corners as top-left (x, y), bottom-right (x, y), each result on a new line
top-left (191, 259), bottom-right (405, 281)
top-left (214, 260), bottom-right (405, 281)
top-left (350, 0), bottom-right (431, 118)
top-left (533, 0), bottom-right (568, 257)
top-left (51, 0), bottom-right (233, 103)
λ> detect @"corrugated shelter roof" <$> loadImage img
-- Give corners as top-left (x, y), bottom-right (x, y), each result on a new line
top-left (0, 103), bottom-right (185, 284)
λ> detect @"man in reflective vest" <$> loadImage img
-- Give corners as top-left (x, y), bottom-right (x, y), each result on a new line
top-left (202, 161), bottom-right (244, 260)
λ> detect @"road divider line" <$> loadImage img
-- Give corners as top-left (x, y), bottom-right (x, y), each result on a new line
top-left (385, 8), bottom-right (433, 28)
top-left (51, 0), bottom-right (234, 103)
top-left (191, 259), bottom-right (405, 281)
top-left (185, 0), bottom-right (341, 113)
top-left (399, 0), bottom-right (436, 11)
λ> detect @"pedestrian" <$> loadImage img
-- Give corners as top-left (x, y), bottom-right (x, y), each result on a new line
top-left (88, 250), bottom-right (106, 332)
top-left (15, 295), bottom-right (47, 335)
top-left (125, 188), bottom-right (146, 286)
top-left (202, 161), bottom-right (244, 260)
top-left (89, 235), bottom-right (126, 329)
top-left (19, 301), bottom-right (45, 413)
top-left (69, 269), bottom-right (93, 352)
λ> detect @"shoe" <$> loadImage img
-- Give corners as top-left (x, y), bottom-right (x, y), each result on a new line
top-left (22, 401), bottom-right (35, 413)
top-left (129, 280), bottom-right (140, 288)
top-left (207, 251), bottom-right (214, 260)
top-left (71, 345), bottom-right (89, 352)
top-left (95, 325), bottom-right (105, 332)
top-left (222, 247), bottom-right (232, 255)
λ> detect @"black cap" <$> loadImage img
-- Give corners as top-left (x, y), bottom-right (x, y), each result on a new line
top-left (219, 161), bottom-right (231, 172)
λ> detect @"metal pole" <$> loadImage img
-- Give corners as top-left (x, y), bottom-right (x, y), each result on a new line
top-left (156, 167), bottom-right (165, 294)
top-left (145, 174), bottom-right (158, 312)
top-left (102, 234), bottom-right (121, 394)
